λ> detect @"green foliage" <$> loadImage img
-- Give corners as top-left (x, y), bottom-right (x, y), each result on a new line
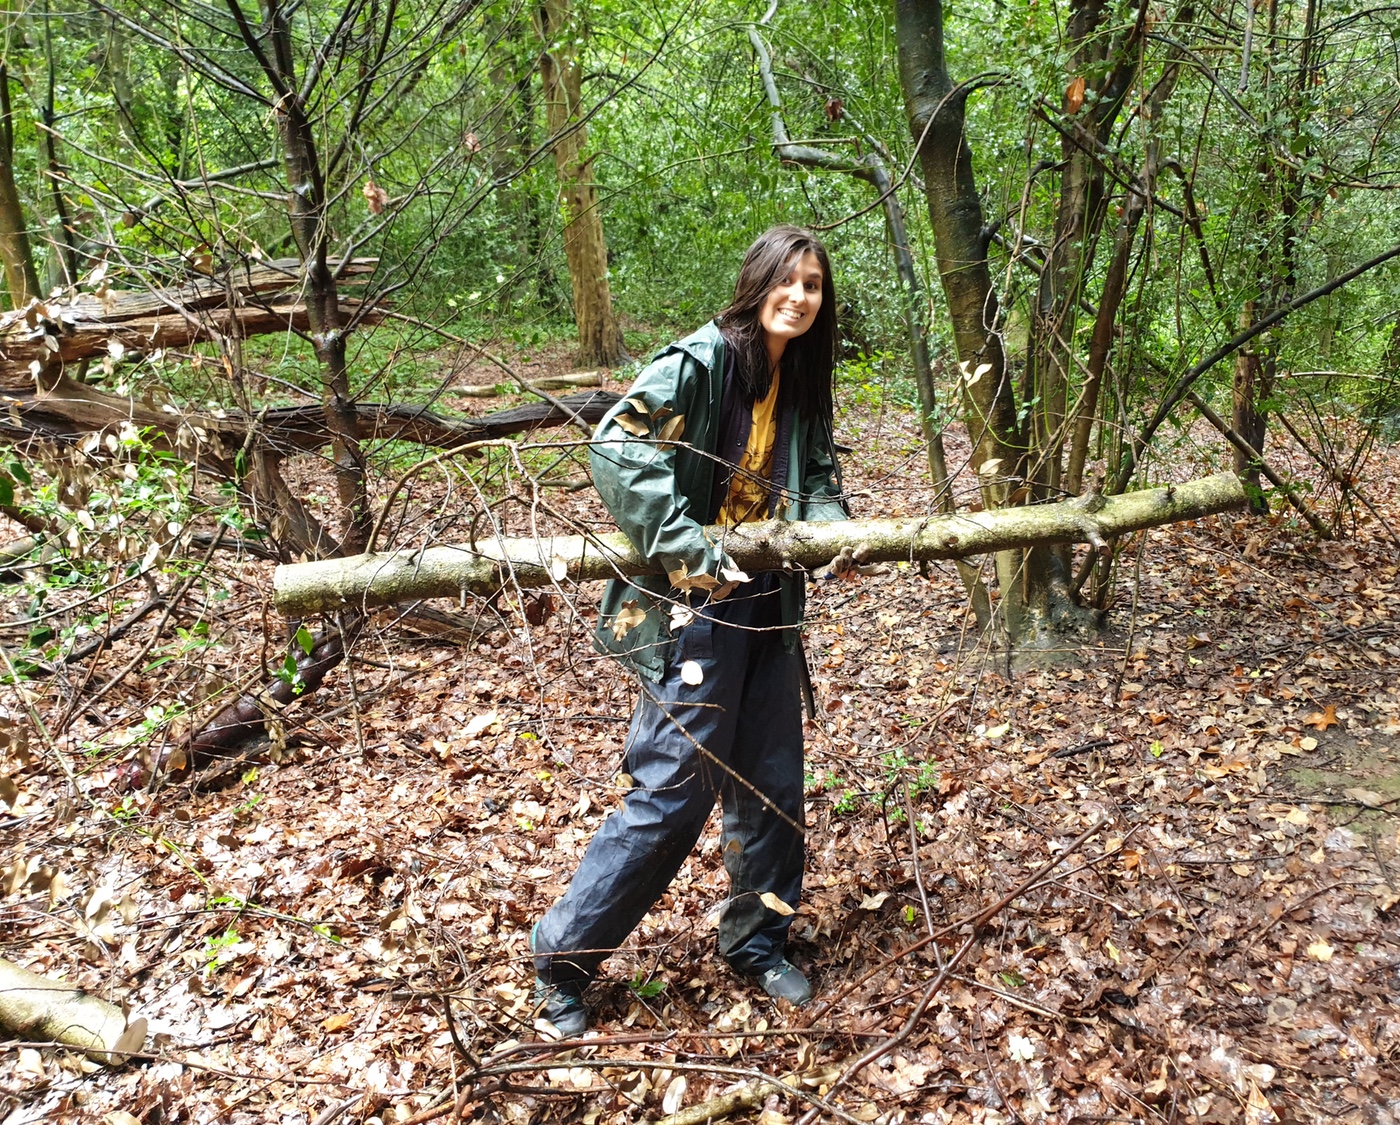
top-left (628, 973), bottom-right (667, 999)
top-left (202, 925), bottom-right (244, 975)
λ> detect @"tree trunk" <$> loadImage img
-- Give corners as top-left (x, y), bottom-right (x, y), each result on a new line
top-left (537, 0), bottom-right (627, 368)
top-left (1233, 0), bottom-right (1317, 511)
top-left (745, 21), bottom-right (990, 625)
top-left (0, 64), bottom-right (38, 308)
top-left (272, 472), bottom-right (1249, 615)
top-left (896, 0), bottom-right (1103, 645)
top-left (253, 0), bottom-right (372, 556)
top-left (1065, 18), bottom-right (1188, 495)
top-left (894, 1), bottom-right (1020, 491)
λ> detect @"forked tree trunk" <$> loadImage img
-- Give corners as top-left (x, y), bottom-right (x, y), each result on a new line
top-left (1027, 0), bottom-right (1143, 502)
top-left (538, 0), bottom-right (627, 368)
top-left (746, 19), bottom-right (989, 625)
top-left (895, 0), bottom-right (1105, 646)
top-left (252, 0), bottom-right (372, 555)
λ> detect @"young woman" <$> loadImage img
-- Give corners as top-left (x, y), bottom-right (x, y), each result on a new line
top-left (530, 225), bottom-right (848, 1035)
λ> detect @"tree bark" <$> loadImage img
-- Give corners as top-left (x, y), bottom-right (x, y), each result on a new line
top-left (1232, 0), bottom-right (1317, 509)
top-left (746, 18), bottom-right (987, 623)
top-left (0, 957), bottom-right (145, 1064)
top-left (0, 63), bottom-right (38, 308)
top-left (894, 0), bottom-right (1020, 494)
top-left (1026, 0), bottom-right (1143, 500)
top-left (230, 0), bottom-right (371, 556)
top-left (272, 472), bottom-right (1249, 615)
top-left (538, 0), bottom-right (627, 368)
top-left (1065, 13), bottom-right (1189, 496)
top-left (898, 0), bottom-right (1096, 643)
top-left (0, 291), bottom-right (381, 378)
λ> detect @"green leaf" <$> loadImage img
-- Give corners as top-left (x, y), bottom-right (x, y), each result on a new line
top-left (294, 625), bottom-right (315, 656)
top-left (629, 975), bottom-right (666, 999)
top-left (0, 476), bottom-right (12, 508)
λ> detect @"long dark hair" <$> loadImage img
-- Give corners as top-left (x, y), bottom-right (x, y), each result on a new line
top-left (717, 225), bottom-right (837, 423)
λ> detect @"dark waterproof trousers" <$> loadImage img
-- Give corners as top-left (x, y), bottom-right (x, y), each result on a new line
top-left (533, 575), bottom-right (805, 983)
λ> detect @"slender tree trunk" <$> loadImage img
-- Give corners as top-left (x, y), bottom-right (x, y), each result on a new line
top-left (103, 14), bottom-right (148, 155)
top-left (1065, 10), bottom-right (1190, 494)
top-left (1231, 0), bottom-right (1315, 512)
top-left (746, 19), bottom-right (990, 625)
top-left (894, 0), bottom-right (1020, 497)
top-left (537, 0), bottom-right (627, 368)
top-left (257, 0), bottom-right (371, 556)
top-left (39, 6), bottom-right (78, 289)
top-left (0, 63), bottom-right (38, 308)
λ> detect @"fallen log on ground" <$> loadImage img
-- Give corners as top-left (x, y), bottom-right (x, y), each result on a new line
top-left (452, 370), bottom-right (603, 397)
top-left (273, 472), bottom-right (1249, 615)
top-left (0, 257), bottom-right (378, 378)
top-left (0, 957), bottom-right (146, 1064)
top-left (3, 385), bottom-right (621, 468)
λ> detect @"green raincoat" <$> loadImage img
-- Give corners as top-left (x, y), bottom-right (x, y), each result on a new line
top-left (589, 321), bottom-right (848, 681)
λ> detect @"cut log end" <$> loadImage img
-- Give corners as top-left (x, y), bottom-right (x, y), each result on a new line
top-left (0, 957), bottom-right (146, 1065)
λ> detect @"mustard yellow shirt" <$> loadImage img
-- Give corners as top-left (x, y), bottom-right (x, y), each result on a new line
top-left (718, 373), bottom-right (781, 526)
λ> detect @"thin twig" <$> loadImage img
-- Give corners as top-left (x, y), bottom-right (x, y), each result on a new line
top-left (0, 645), bottom-right (80, 801)
top-left (311, 1094), bottom-right (364, 1125)
top-left (57, 525), bottom-right (226, 731)
top-left (903, 780), bottom-right (937, 940)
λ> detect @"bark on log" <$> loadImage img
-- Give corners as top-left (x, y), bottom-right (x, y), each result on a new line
top-left (0, 257), bottom-right (378, 380)
top-left (0, 957), bottom-right (146, 1064)
top-left (273, 473), bottom-right (1249, 615)
top-left (3, 385), bottom-right (620, 466)
top-left (0, 298), bottom-right (384, 377)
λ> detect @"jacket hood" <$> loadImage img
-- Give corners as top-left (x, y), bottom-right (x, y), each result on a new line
top-left (658, 320), bottom-right (725, 372)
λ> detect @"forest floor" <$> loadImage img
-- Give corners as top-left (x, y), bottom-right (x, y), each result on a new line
top-left (4, 347), bottom-right (1400, 1125)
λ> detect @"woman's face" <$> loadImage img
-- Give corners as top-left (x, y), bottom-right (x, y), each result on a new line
top-left (758, 250), bottom-right (824, 355)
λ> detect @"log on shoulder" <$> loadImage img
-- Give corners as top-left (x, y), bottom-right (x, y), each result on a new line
top-left (273, 473), bottom-right (1249, 616)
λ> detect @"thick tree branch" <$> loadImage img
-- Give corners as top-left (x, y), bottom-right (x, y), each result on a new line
top-left (272, 472), bottom-right (1249, 615)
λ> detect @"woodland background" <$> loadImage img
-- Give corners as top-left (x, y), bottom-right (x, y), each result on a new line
top-left (2, 0), bottom-right (1400, 1122)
